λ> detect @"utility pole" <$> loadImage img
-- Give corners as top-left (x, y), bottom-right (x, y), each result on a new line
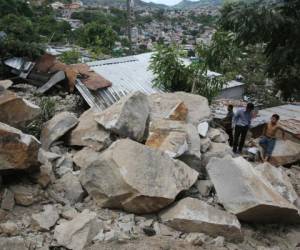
top-left (127, 0), bottom-right (133, 55)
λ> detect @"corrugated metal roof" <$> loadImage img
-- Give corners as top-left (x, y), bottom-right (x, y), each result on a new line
top-left (76, 52), bottom-right (245, 111)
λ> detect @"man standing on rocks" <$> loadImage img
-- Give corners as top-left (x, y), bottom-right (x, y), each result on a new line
top-left (232, 103), bottom-right (255, 154)
top-left (259, 114), bottom-right (285, 162)
top-left (223, 104), bottom-right (234, 146)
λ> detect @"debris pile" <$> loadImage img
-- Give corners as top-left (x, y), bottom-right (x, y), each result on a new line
top-left (0, 88), bottom-right (300, 250)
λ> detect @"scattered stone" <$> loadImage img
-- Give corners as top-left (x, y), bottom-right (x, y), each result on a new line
top-left (200, 137), bottom-right (211, 153)
top-left (211, 236), bottom-right (225, 247)
top-left (208, 128), bottom-right (228, 143)
top-left (0, 209), bottom-right (8, 222)
top-left (268, 140), bottom-right (300, 166)
top-left (10, 184), bottom-right (39, 206)
top-left (0, 236), bottom-right (27, 250)
top-left (160, 197), bottom-right (242, 241)
top-left (54, 209), bottom-right (100, 250)
top-left (40, 112), bottom-right (78, 150)
top-left (0, 79), bottom-right (13, 89)
top-left (69, 108), bottom-right (111, 151)
top-left (149, 92), bottom-right (211, 126)
top-left (95, 91), bottom-right (150, 142)
top-left (79, 139), bottom-right (198, 214)
top-left (54, 172), bottom-right (84, 205)
top-left (61, 206), bottom-right (78, 220)
top-left (185, 233), bottom-right (208, 246)
top-left (31, 205), bottom-right (59, 231)
top-left (202, 142), bottom-right (233, 167)
top-left (195, 180), bottom-right (213, 197)
top-left (1, 188), bottom-right (15, 211)
top-left (55, 153), bottom-right (73, 177)
top-left (197, 122), bottom-right (209, 137)
top-left (0, 221), bottom-right (18, 236)
top-left (207, 156), bottom-right (300, 223)
top-left (256, 163), bottom-right (299, 204)
top-left (0, 122), bottom-right (40, 171)
top-left (38, 149), bottom-right (60, 165)
top-left (165, 101), bottom-right (188, 121)
top-left (0, 89), bottom-right (40, 128)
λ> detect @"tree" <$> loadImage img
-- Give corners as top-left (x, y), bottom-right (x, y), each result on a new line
top-left (59, 50), bottom-right (80, 64)
top-left (149, 45), bottom-right (225, 103)
top-left (219, 0), bottom-right (300, 99)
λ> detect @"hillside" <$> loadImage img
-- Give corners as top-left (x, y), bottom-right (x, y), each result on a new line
top-left (81, 0), bottom-right (168, 9)
top-left (174, 0), bottom-right (223, 9)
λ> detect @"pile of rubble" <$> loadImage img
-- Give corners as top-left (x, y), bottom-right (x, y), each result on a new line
top-left (1, 88), bottom-right (300, 250)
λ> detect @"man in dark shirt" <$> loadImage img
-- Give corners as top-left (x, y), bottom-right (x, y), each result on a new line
top-left (233, 103), bottom-right (255, 154)
top-left (223, 104), bottom-right (234, 146)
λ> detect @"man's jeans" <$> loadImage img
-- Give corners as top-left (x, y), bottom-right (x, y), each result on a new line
top-left (233, 125), bottom-right (249, 153)
top-left (259, 136), bottom-right (276, 157)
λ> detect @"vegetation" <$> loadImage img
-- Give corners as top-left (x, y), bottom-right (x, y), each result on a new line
top-left (219, 0), bottom-right (300, 100)
top-left (59, 49), bottom-right (81, 64)
top-left (150, 45), bottom-right (226, 103)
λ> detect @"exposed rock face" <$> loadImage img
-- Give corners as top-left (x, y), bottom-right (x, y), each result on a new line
top-left (1, 189), bottom-right (15, 211)
top-left (0, 89), bottom-right (40, 128)
top-left (149, 92), bottom-right (211, 126)
top-left (146, 120), bottom-right (201, 170)
top-left (79, 139), bottom-right (198, 214)
top-left (54, 209), bottom-right (100, 250)
top-left (31, 205), bottom-right (59, 231)
top-left (95, 91), bottom-right (150, 142)
top-left (165, 101), bottom-right (188, 121)
top-left (255, 163), bottom-right (299, 204)
top-left (69, 108), bottom-right (111, 151)
top-left (160, 197), bottom-right (243, 241)
top-left (0, 122), bottom-right (40, 171)
top-left (202, 142), bottom-right (233, 167)
top-left (40, 112), bottom-right (78, 150)
top-left (268, 140), bottom-right (300, 166)
top-left (207, 156), bottom-right (300, 223)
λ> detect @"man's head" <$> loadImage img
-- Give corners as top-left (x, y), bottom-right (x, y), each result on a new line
top-left (246, 103), bottom-right (254, 112)
top-left (228, 104), bottom-right (233, 112)
top-left (271, 114), bottom-right (280, 124)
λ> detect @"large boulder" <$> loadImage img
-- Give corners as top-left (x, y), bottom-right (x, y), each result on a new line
top-left (148, 92), bottom-right (211, 126)
top-left (207, 156), bottom-right (300, 223)
top-left (146, 120), bottom-right (201, 170)
top-left (31, 205), bottom-right (59, 231)
top-left (94, 91), bottom-right (150, 142)
top-left (202, 142), bottom-right (233, 167)
top-left (160, 197), bottom-right (243, 241)
top-left (268, 140), bottom-right (300, 166)
top-left (79, 139), bottom-right (198, 214)
top-left (54, 209), bottom-right (100, 250)
top-left (0, 89), bottom-right (40, 129)
top-left (0, 122), bottom-right (40, 171)
top-left (41, 112), bottom-right (78, 150)
top-left (69, 108), bottom-right (111, 151)
top-left (255, 163), bottom-right (299, 204)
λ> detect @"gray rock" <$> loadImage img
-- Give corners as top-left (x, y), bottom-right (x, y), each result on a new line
top-left (31, 205), bottom-right (59, 231)
top-left (0, 79), bottom-right (13, 89)
top-left (149, 92), bottom-right (211, 126)
top-left (200, 138), bottom-right (211, 153)
top-left (202, 142), bottom-right (233, 167)
top-left (69, 108), bottom-right (111, 151)
top-left (95, 91), bottom-right (150, 142)
top-left (207, 156), bottom-right (300, 223)
top-left (195, 180), bottom-right (213, 197)
top-left (160, 197), bottom-right (243, 241)
top-left (41, 112), bottom-right (78, 150)
top-left (0, 221), bottom-right (18, 236)
top-left (38, 149), bottom-right (60, 165)
top-left (0, 236), bottom-right (27, 250)
top-left (185, 233), bottom-right (208, 246)
top-left (54, 172), bottom-right (84, 205)
top-left (255, 163), bottom-right (299, 204)
top-left (79, 139), bottom-right (198, 214)
top-left (0, 89), bottom-right (40, 129)
top-left (1, 188), bottom-right (15, 211)
top-left (54, 209), bottom-right (100, 250)
top-left (0, 122), bottom-right (40, 171)
top-left (10, 184), bottom-right (40, 206)
top-left (197, 122), bottom-right (209, 137)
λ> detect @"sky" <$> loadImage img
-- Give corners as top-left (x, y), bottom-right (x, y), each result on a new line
top-left (142, 0), bottom-right (198, 6)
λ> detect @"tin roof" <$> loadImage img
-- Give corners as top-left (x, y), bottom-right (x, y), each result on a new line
top-left (76, 52), bottom-right (245, 111)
